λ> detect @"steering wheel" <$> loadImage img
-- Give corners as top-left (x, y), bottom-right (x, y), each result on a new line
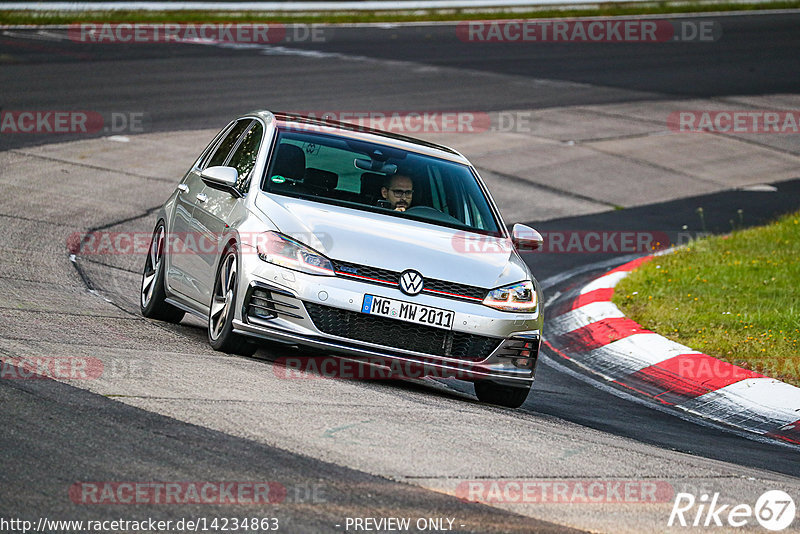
top-left (404, 205), bottom-right (463, 224)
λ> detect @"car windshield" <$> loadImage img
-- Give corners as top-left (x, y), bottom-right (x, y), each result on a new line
top-left (261, 128), bottom-right (502, 236)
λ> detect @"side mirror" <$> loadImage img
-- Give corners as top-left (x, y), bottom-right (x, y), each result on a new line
top-left (511, 224), bottom-right (543, 252)
top-left (200, 166), bottom-right (239, 194)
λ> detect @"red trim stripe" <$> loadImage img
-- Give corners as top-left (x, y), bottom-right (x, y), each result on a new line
top-left (549, 257), bottom-right (649, 318)
top-left (610, 378), bottom-right (674, 406)
top-left (608, 255), bottom-right (653, 274)
top-left (766, 419), bottom-right (800, 445)
top-left (335, 272), bottom-right (481, 302)
top-left (422, 288), bottom-right (483, 301)
top-left (545, 254), bottom-right (800, 443)
top-left (335, 271), bottom-right (396, 286)
top-left (571, 288), bottom-right (615, 310)
top-left (557, 317), bottom-right (652, 352)
top-left (542, 339), bottom-right (572, 360)
top-left (621, 353), bottom-right (765, 405)
top-left (549, 288), bottom-right (615, 318)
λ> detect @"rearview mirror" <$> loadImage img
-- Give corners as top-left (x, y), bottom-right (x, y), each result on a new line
top-left (511, 224), bottom-right (543, 252)
top-left (200, 166), bottom-right (240, 196)
top-left (354, 158), bottom-right (397, 174)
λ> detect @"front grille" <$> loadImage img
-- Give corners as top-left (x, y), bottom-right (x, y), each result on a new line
top-left (304, 302), bottom-right (502, 361)
top-left (424, 279), bottom-right (485, 300)
top-left (331, 259), bottom-right (487, 302)
top-left (332, 260), bottom-right (396, 286)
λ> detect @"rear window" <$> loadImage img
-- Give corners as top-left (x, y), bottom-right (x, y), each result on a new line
top-left (261, 129), bottom-right (501, 236)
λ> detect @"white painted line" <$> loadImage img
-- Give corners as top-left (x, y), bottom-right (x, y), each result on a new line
top-left (591, 333), bottom-right (701, 369)
top-left (2, 30), bottom-right (65, 41)
top-left (684, 378), bottom-right (800, 428)
top-left (548, 301), bottom-right (624, 335)
top-left (579, 269), bottom-right (628, 294)
top-left (543, 289), bottom-right (562, 309)
top-left (738, 184), bottom-right (779, 192)
top-left (580, 334), bottom-right (686, 377)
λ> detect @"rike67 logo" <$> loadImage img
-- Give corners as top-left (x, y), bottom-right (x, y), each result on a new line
top-left (669, 490), bottom-right (795, 531)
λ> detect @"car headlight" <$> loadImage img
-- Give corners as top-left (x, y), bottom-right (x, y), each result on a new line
top-left (483, 280), bottom-right (537, 312)
top-left (256, 232), bottom-right (334, 276)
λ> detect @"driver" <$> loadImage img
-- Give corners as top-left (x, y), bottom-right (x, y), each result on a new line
top-left (381, 174), bottom-right (414, 212)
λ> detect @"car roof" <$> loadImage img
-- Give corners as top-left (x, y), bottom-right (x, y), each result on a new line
top-left (245, 110), bottom-right (471, 165)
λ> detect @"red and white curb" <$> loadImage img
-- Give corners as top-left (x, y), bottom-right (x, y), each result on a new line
top-left (544, 255), bottom-right (800, 445)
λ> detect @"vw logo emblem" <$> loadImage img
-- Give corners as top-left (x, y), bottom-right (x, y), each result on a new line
top-left (399, 270), bottom-right (424, 296)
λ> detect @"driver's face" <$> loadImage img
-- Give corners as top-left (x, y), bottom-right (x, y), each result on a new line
top-left (381, 175), bottom-right (414, 211)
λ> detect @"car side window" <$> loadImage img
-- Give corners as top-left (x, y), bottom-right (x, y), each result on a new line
top-left (227, 122), bottom-right (264, 193)
top-left (205, 119), bottom-right (252, 169)
top-left (196, 121), bottom-right (233, 170)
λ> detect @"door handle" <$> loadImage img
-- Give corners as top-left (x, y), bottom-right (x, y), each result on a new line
top-left (196, 193), bottom-right (208, 203)
top-left (177, 184), bottom-right (189, 193)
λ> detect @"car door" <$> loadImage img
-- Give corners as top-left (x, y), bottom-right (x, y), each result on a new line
top-left (169, 119), bottom-right (252, 307)
top-left (193, 120), bottom-right (265, 306)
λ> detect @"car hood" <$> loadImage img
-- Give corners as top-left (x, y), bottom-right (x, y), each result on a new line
top-left (254, 193), bottom-right (531, 289)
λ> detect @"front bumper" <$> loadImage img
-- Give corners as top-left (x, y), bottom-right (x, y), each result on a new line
top-left (233, 257), bottom-right (543, 386)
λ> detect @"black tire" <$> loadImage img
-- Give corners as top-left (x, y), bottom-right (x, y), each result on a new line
top-left (474, 380), bottom-right (531, 408)
top-left (208, 245), bottom-right (257, 356)
top-left (140, 222), bottom-right (185, 323)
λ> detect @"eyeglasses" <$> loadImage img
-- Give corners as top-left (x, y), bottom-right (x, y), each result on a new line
top-left (390, 189), bottom-right (414, 197)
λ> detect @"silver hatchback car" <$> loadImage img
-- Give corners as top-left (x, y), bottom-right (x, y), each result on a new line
top-left (141, 111), bottom-right (544, 408)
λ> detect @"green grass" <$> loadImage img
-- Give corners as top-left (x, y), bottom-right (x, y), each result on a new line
top-left (613, 210), bottom-right (800, 386)
top-left (2, 1), bottom-right (800, 25)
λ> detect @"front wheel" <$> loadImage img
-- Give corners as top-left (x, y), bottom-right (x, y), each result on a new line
top-left (474, 381), bottom-right (531, 408)
top-left (208, 246), bottom-right (257, 356)
top-left (140, 222), bottom-right (185, 323)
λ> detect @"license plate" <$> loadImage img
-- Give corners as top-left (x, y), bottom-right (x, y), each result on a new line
top-left (361, 294), bottom-right (454, 330)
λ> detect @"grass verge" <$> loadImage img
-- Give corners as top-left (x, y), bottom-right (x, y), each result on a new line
top-left (613, 210), bottom-right (800, 387)
top-left (1, 1), bottom-right (800, 25)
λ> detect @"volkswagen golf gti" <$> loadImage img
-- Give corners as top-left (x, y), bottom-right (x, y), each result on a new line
top-left (140, 111), bottom-right (544, 408)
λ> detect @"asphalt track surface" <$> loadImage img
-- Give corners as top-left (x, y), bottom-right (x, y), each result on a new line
top-left (1, 12), bottom-right (800, 533)
top-left (2, 12), bottom-right (799, 150)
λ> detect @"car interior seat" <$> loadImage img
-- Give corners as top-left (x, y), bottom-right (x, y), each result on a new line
top-left (360, 172), bottom-right (386, 205)
top-left (268, 143), bottom-right (307, 192)
top-left (304, 168), bottom-right (339, 197)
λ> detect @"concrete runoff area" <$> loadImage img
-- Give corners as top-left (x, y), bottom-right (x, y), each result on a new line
top-left (2, 93), bottom-right (800, 533)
